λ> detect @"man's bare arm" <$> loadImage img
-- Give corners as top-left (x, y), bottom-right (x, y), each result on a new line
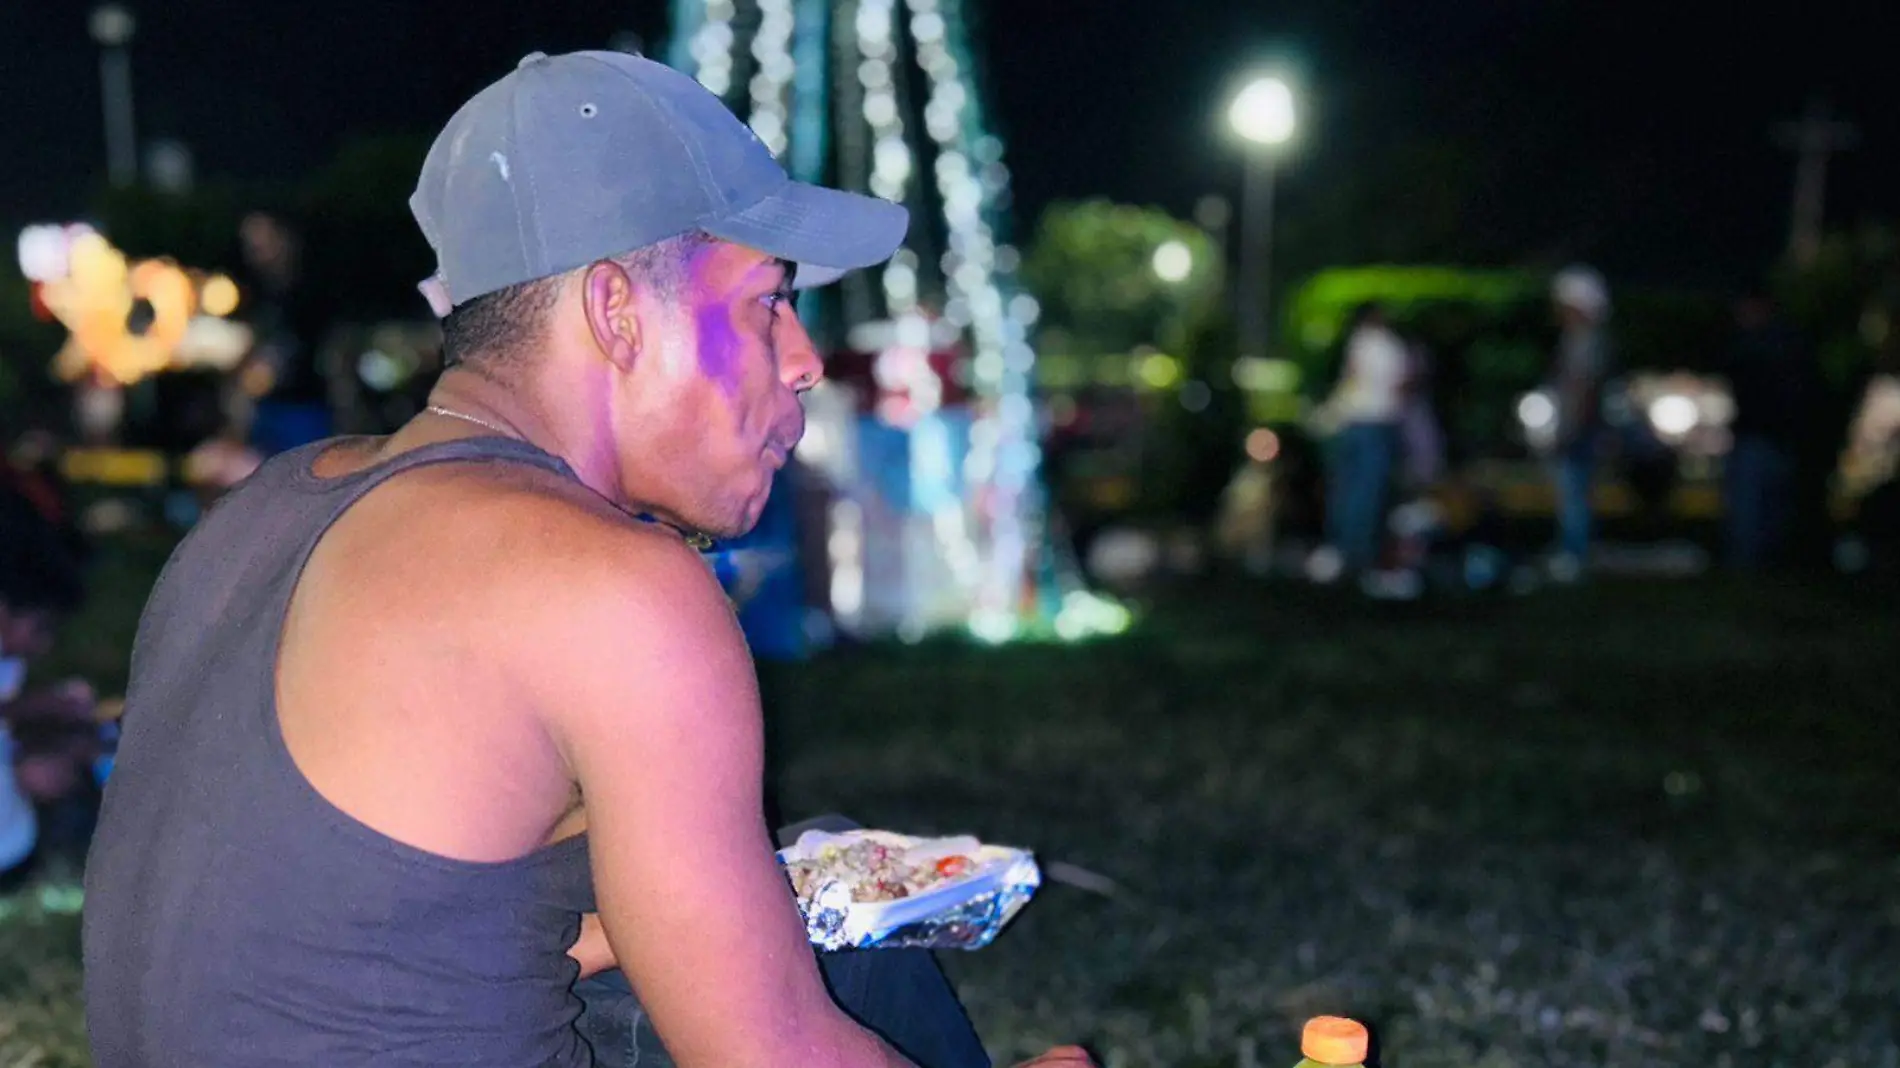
top-left (526, 525), bottom-right (910, 1068)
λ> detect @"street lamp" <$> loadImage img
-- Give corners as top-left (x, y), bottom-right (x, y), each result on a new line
top-left (89, 4), bottom-right (138, 187)
top-left (1227, 75), bottom-right (1296, 359)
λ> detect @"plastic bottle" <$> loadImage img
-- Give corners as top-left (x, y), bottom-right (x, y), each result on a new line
top-left (1294, 1016), bottom-right (1369, 1068)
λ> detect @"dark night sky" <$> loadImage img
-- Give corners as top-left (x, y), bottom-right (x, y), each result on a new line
top-left (4, 0), bottom-right (1893, 289)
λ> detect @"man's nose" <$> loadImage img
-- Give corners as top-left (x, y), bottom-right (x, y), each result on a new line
top-left (778, 310), bottom-right (824, 392)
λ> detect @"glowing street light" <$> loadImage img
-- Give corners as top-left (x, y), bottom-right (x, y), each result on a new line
top-left (1151, 239), bottom-right (1193, 284)
top-left (1226, 74), bottom-right (1298, 362)
top-left (1228, 76), bottom-right (1296, 147)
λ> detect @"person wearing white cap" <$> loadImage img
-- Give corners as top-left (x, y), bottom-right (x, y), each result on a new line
top-left (1544, 265), bottom-right (1614, 580)
top-left (84, 51), bottom-right (1091, 1068)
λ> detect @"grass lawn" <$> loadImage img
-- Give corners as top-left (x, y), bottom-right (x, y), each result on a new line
top-left (6, 534), bottom-right (1898, 1067)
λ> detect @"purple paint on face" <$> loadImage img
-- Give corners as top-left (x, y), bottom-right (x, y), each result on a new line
top-left (693, 297), bottom-right (746, 395)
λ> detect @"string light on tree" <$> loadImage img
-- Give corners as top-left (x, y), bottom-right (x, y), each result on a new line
top-left (680, 0), bottom-right (738, 96)
top-left (901, 0), bottom-right (1045, 634)
top-left (670, 0), bottom-right (1120, 643)
top-left (747, 0), bottom-right (797, 154)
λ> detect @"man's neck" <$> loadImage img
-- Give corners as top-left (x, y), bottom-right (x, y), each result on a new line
top-left (418, 368), bottom-right (690, 537)
top-left (426, 369), bottom-right (550, 442)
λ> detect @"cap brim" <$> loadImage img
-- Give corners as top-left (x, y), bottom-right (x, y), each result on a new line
top-left (705, 181), bottom-right (910, 290)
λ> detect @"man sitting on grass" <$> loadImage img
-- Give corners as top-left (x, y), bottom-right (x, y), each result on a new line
top-left (82, 51), bottom-right (1090, 1068)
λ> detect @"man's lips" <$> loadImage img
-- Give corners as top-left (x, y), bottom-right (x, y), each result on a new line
top-left (765, 416), bottom-right (805, 467)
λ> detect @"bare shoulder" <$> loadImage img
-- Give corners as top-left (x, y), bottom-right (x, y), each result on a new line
top-left (276, 456), bottom-right (749, 861)
top-left (348, 458), bottom-right (725, 612)
top-left (309, 455), bottom-right (743, 690)
top-left (391, 465), bottom-right (758, 748)
top-left (452, 470), bottom-right (745, 664)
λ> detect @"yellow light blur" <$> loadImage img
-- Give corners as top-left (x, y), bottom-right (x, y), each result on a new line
top-left (200, 274), bottom-right (240, 317)
top-left (30, 228), bottom-right (241, 385)
top-left (58, 447), bottom-right (168, 486)
top-left (1137, 352), bottom-right (1181, 390)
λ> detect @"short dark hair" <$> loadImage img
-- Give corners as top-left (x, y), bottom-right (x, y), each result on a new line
top-left (438, 231), bottom-right (720, 370)
top-left (440, 276), bottom-right (566, 370)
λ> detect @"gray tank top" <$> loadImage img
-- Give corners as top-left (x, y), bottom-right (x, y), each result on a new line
top-left (82, 436), bottom-right (599, 1067)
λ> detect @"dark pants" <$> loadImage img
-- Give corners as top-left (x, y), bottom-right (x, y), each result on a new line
top-left (1327, 422), bottom-right (1400, 572)
top-left (1725, 433), bottom-right (1797, 571)
top-left (572, 817), bottom-right (991, 1068)
top-left (1551, 433), bottom-right (1598, 561)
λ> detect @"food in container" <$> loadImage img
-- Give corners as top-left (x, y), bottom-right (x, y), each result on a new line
top-left (778, 829), bottom-right (1041, 951)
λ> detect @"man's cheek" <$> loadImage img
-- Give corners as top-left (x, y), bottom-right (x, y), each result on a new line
top-left (692, 303), bottom-right (747, 395)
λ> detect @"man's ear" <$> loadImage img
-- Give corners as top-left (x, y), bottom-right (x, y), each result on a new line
top-left (581, 260), bottom-right (641, 371)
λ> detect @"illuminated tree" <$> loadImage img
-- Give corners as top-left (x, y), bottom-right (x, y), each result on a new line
top-left (666, 0), bottom-right (1123, 641)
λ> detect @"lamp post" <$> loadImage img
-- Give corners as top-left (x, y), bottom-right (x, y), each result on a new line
top-left (1227, 75), bottom-right (1295, 360)
top-left (90, 4), bottom-right (139, 187)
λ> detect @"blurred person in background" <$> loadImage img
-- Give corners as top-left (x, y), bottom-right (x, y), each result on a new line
top-left (1835, 350), bottom-right (1900, 573)
top-left (1374, 338), bottom-right (1448, 596)
top-left (1213, 432), bottom-right (1279, 574)
top-left (1269, 428), bottom-right (1327, 555)
top-left (236, 211), bottom-right (335, 456)
top-left (1399, 337), bottom-right (1446, 492)
top-left (2, 473), bottom-right (102, 888)
top-left (1722, 284), bottom-right (1820, 570)
top-left (1311, 302), bottom-right (1409, 580)
top-left (4, 428), bottom-right (87, 562)
top-left (1544, 266), bottom-right (1614, 583)
top-left (83, 51), bottom-right (1089, 1068)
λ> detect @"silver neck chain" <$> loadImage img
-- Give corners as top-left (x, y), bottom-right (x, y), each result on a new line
top-left (425, 404), bottom-right (516, 438)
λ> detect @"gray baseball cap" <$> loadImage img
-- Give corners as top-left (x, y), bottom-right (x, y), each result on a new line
top-left (410, 50), bottom-right (910, 309)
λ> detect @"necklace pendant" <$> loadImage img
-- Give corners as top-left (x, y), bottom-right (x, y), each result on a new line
top-left (628, 510), bottom-right (713, 550)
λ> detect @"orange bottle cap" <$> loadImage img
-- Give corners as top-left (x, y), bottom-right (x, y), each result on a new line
top-left (1301, 1016), bottom-right (1369, 1065)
